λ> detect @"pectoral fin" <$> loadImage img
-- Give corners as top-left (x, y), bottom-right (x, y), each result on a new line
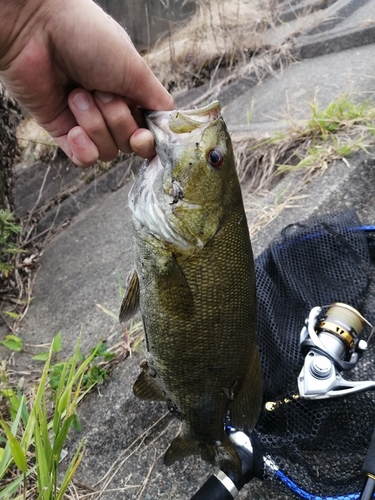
top-left (158, 255), bottom-right (194, 316)
top-left (119, 270), bottom-right (140, 323)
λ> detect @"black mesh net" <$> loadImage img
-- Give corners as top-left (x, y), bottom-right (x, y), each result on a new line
top-left (254, 210), bottom-right (375, 499)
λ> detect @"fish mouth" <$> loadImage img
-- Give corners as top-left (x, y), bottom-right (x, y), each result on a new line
top-left (144, 101), bottom-right (221, 153)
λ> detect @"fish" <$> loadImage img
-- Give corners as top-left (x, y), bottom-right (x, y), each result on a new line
top-left (119, 100), bottom-right (262, 474)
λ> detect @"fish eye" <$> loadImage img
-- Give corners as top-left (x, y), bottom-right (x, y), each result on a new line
top-left (207, 148), bottom-right (224, 169)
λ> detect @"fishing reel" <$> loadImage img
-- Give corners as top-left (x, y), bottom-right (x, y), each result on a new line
top-left (298, 303), bottom-right (375, 399)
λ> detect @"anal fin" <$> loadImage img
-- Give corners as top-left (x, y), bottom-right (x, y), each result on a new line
top-left (164, 434), bottom-right (199, 466)
top-left (201, 434), bottom-right (241, 475)
top-left (133, 361), bottom-right (167, 402)
top-left (164, 430), bottom-right (241, 475)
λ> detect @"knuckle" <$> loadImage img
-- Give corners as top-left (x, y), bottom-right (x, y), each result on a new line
top-left (109, 110), bottom-right (129, 129)
top-left (86, 118), bottom-right (105, 137)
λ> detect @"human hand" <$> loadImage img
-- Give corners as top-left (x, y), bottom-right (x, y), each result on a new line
top-left (0, 0), bottom-right (174, 167)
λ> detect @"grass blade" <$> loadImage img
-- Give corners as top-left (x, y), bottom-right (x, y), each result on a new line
top-left (0, 465), bottom-right (36, 500)
top-left (0, 395), bottom-right (23, 478)
top-left (56, 440), bottom-right (85, 500)
top-left (34, 419), bottom-right (52, 500)
top-left (0, 420), bottom-right (27, 473)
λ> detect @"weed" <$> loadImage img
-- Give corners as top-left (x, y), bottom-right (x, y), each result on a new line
top-left (0, 334), bottom-right (23, 352)
top-left (307, 95), bottom-right (375, 137)
top-left (0, 334), bottom-right (120, 499)
top-left (240, 95), bottom-right (375, 237)
top-left (0, 281), bottom-right (143, 497)
top-left (48, 340), bottom-right (115, 399)
top-left (0, 210), bottom-right (22, 278)
top-left (275, 97), bottom-right (374, 176)
top-left (238, 95), bottom-right (375, 190)
top-left (144, 0), bottom-right (287, 92)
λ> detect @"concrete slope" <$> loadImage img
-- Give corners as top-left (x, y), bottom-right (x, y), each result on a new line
top-left (2, 0), bottom-right (375, 498)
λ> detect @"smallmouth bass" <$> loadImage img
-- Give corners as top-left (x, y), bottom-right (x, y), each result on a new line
top-left (120, 101), bottom-right (262, 474)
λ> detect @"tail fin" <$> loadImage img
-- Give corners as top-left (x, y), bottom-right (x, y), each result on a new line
top-left (164, 430), bottom-right (241, 474)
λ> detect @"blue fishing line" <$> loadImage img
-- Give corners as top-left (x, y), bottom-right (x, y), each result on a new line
top-left (274, 468), bottom-right (363, 500)
top-left (356, 226), bottom-right (375, 232)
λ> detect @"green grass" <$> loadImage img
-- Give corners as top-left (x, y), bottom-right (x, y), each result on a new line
top-left (0, 210), bottom-right (22, 278)
top-left (281, 95), bottom-right (375, 172)
top-left (241, 94), bottom-right (375, 187)
top-left (0, 335), bottom-right (117, 499)
top-left (307, 95), bottom-right (375, 137)
top-left (0, 303), bottom-right (144, 499)
top-left (241, 94), bottom-right (375, 237)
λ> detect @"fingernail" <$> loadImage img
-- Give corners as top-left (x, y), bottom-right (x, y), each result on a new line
top-left (72, 92), bottom-right (90, 111)
top-left (96, 91), bottom-right (114, 103)
top-left (70, 128), bottom-right (87, 147)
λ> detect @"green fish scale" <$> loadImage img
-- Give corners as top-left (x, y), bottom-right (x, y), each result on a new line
top-left (134, 203), bottom-right (257, 444)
